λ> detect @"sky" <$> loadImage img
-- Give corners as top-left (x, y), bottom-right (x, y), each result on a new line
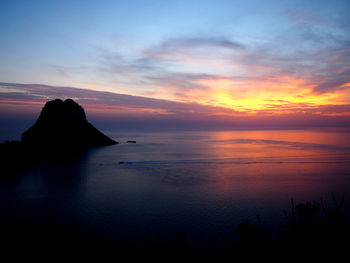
top-left (1, 0), bottom-right (350, 132)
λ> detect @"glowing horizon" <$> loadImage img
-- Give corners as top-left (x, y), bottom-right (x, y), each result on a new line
top-left (1, 82), bottom-right (350, 131)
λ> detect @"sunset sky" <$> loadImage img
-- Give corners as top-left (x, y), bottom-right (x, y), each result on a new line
top-left (1, 0), bottom-right (350, 131)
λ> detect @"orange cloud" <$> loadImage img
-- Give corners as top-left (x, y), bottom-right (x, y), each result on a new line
top-left (1, 82), bottom-right (350, 129)
top-left (161, 74), bottom-right (350, 117)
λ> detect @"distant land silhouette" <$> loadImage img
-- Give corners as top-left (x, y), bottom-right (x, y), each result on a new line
top-left (22, 98), bottom-right (117, 148)
top-left (0, 98), bottom-right (117, 175)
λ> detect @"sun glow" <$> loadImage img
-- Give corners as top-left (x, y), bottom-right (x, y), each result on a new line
top-left (180, 76), bottom-right (349, 115)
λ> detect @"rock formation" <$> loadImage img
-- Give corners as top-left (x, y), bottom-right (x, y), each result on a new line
top-left (1, 99), bottom-right (117, 175)
top-left (21, 99), bottom-right (117, 148)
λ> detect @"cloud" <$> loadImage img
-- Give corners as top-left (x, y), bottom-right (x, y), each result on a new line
top-left (156, 37), bottom-right (246, 51)
top-left (312, 47), bottom-right (350, 93)
top-left (1, 82), bottom-right (350, 130)
top-left (96, 36), bottom-right (291, 102)
top-left (44, 29), bottom-right (350, 115)
top-left (0, 82), bottom-right (240, 118)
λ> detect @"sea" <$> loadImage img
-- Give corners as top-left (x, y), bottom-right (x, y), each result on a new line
top-left (1, 129), bottom-right (350, 253)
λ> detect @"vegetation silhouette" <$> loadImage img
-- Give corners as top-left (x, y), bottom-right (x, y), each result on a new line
top-left (233, 216), bottom-right (273, 256)
top-left (230, 193), bottom-right (349, 258)
top-left (0, 99), bottom-right (117, 176)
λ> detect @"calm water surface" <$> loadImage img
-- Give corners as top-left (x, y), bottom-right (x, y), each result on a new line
top-left (1, 129), bottom-right (350, 250)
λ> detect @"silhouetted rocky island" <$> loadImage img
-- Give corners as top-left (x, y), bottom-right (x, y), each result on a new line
top-left (22, 99), bottom-right (117, 148)
top-left (0, 99), bottom-right (117, 175)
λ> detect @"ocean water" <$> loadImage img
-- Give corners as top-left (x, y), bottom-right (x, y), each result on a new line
top-left (1, 129), bottom-right (350, 252)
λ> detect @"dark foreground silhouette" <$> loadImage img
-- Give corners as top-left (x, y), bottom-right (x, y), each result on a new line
top-left (232, 194), bottom-right (349, 258)
top-left (0, 99), bottom-right (117, 175)
top-left (1, 194), bottom-right (348, 260)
